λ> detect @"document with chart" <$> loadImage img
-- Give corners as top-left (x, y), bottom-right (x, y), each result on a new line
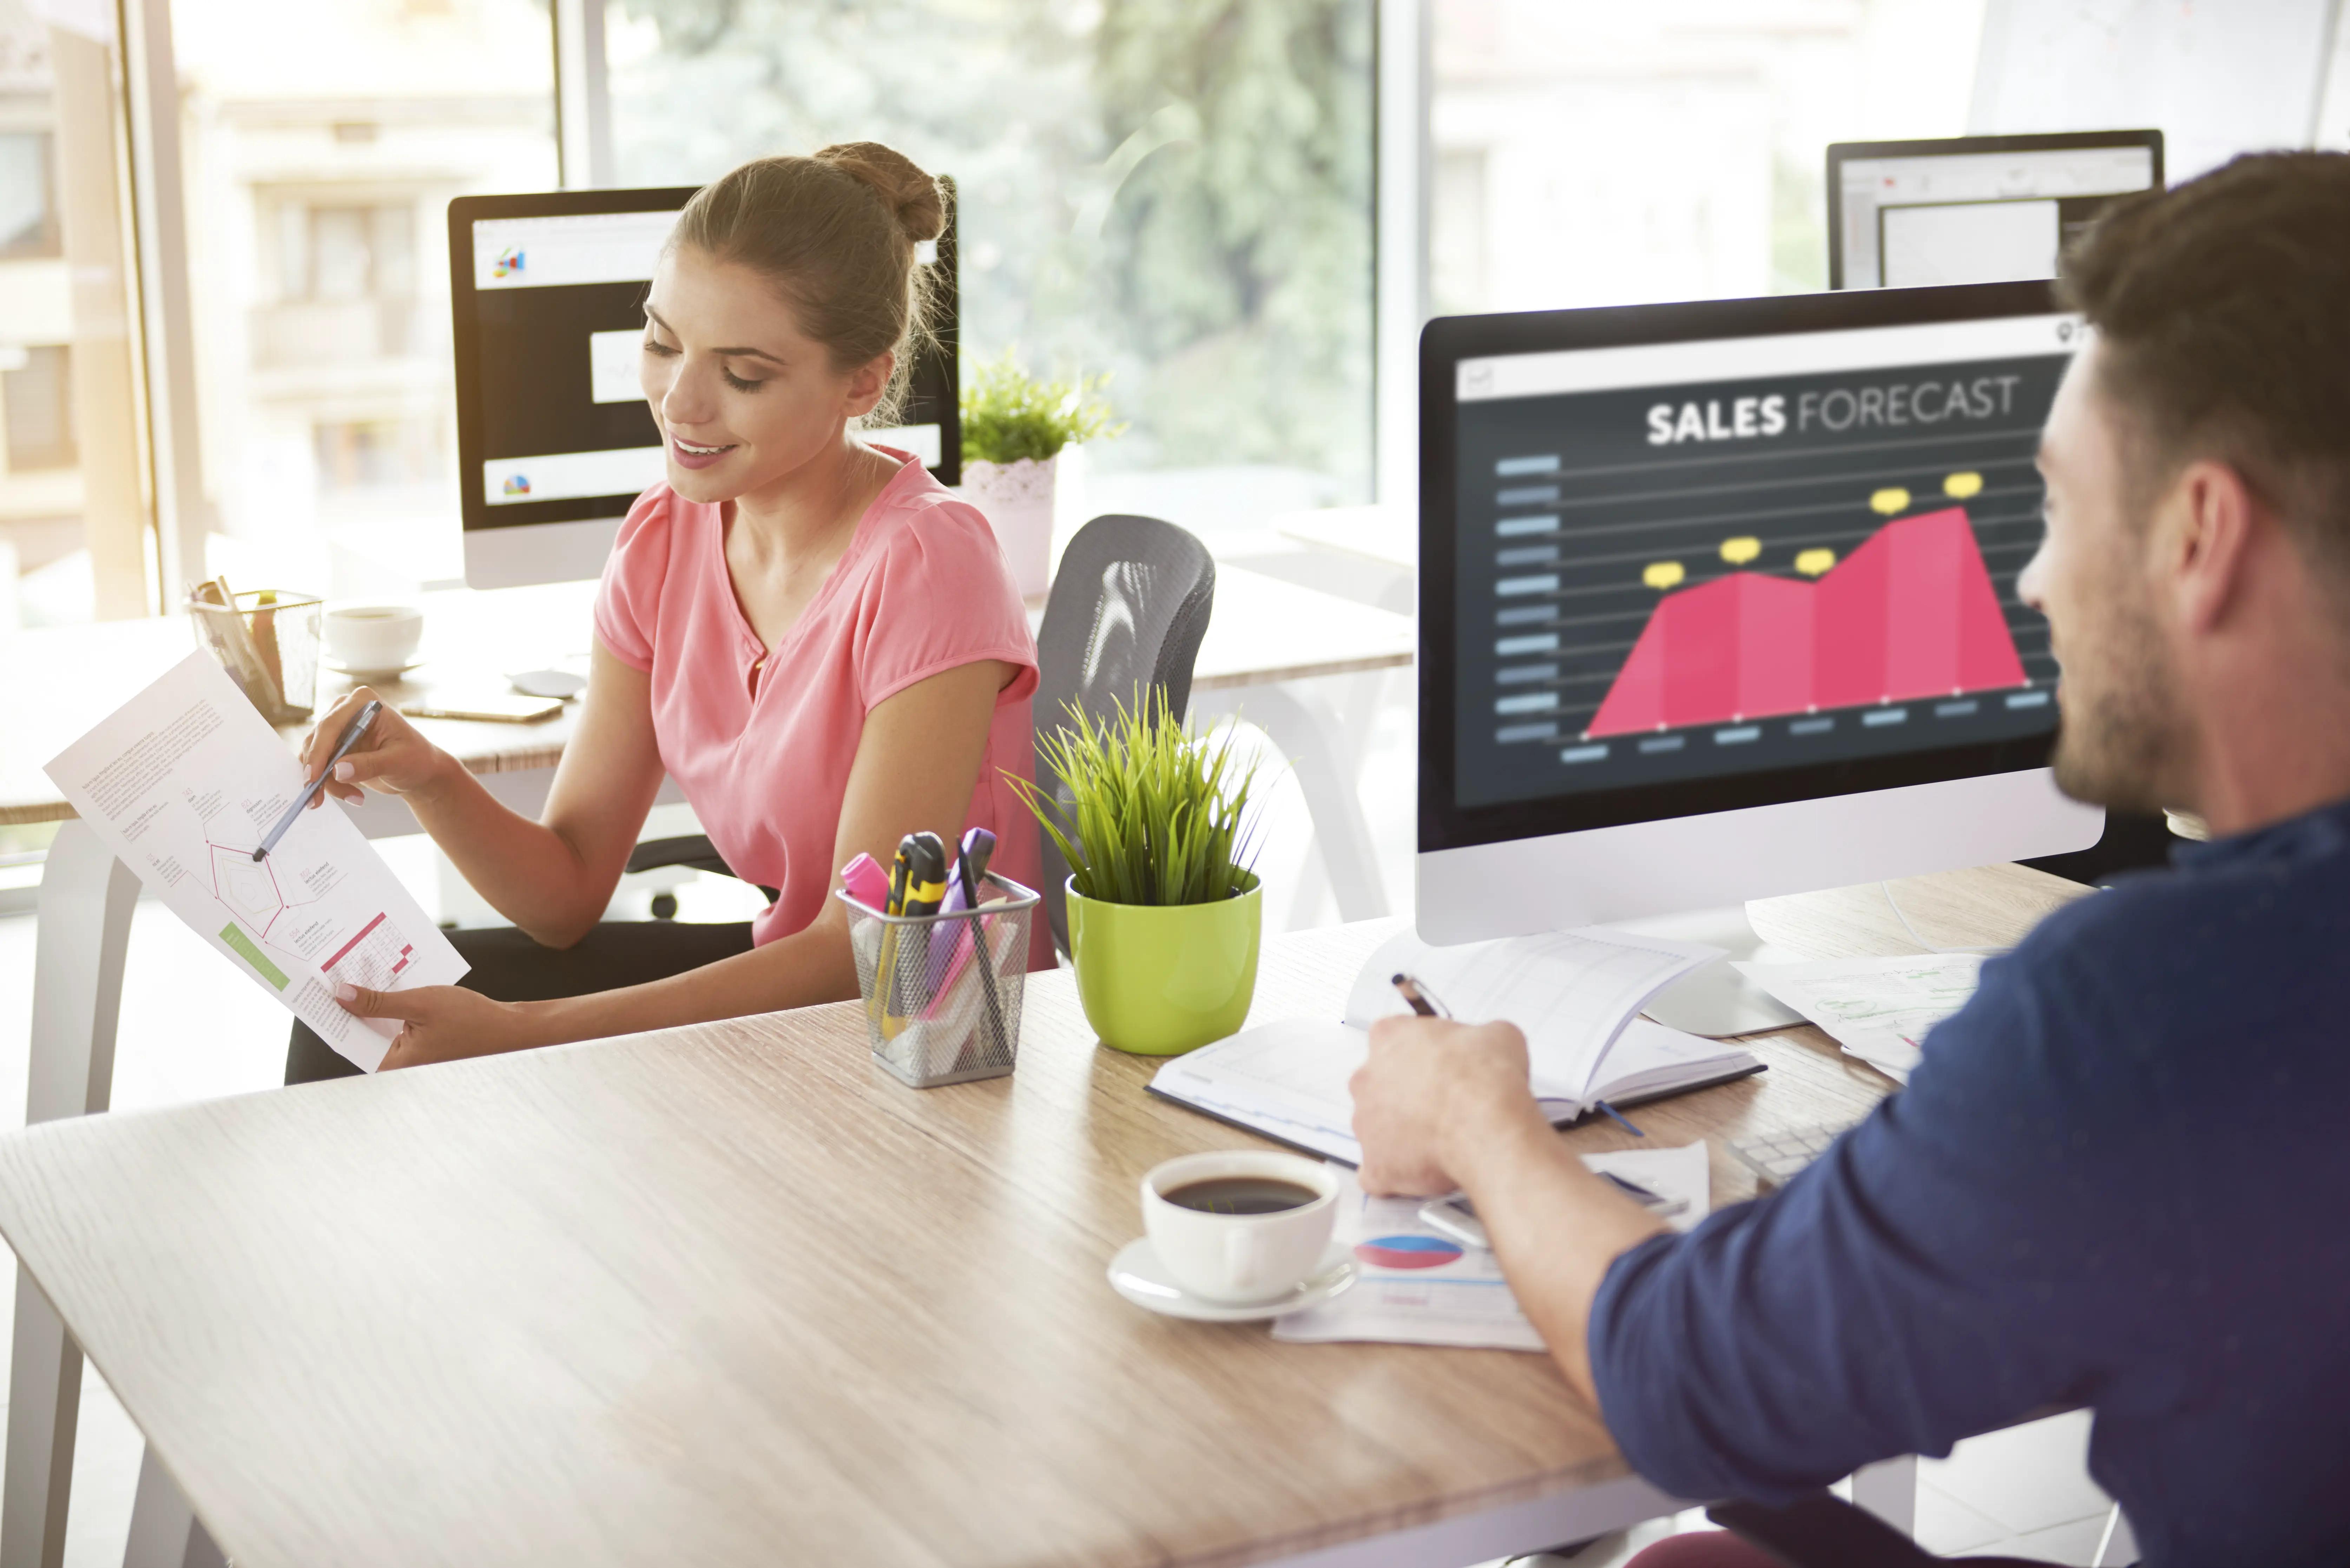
top-left (43, 651), bottom-right (467, 1072)
top-left (1272, 1150), bottom-right (1710, 1351)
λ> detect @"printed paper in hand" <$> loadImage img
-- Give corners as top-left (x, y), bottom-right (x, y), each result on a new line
top-left (1271, 1144), bottom-right (1712, 1351)
top-left (1731, 952), bottom-right (1985, 1082)
top-left (42, 652), bottom-right (467, 1072)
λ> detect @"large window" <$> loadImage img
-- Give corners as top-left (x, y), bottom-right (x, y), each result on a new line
top-left (171, 0), bottom-right (557, 595)
top-left (0, 5), bottom-right (147, 627)
top-left (607, 0), bottom-right (1377, 529)
top-left (1426, 0), bottom-right (1988, 316)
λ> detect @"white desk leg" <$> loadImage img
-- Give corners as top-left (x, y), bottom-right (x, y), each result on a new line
top-left (1850, 1455), bottom-right (1917, 1536)
top-left (121, 1450), bottom-right (221, 1568)
top-left (1193, 682), bottom-right (1389, 923)
top-left (6, 821), bottom-right (138, 1568)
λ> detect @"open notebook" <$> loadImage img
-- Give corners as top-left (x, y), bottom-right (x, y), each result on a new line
top-left (1149, 926), bottom-right (1765, 1165)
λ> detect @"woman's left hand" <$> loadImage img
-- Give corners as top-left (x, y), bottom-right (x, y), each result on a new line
top-left (335, 983), bottom-right (542, 1070)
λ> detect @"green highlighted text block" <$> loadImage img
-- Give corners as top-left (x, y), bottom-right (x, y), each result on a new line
top-left (220, 922), bottom-right (289, 990)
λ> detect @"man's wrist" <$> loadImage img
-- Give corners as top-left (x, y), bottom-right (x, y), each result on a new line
top-left (1441, 1075), bottom-right (1556, 1196)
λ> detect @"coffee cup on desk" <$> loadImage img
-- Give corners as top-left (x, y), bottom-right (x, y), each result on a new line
top-left (1140, 1151), bottom-right (1338, 1304)
top-left (323, 603), bottom-right (424, 676)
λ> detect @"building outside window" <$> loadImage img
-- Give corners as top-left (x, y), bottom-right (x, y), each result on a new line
top-left (0, 2), bottom-right (146, 629)
top-left (172, 0), bottom-right (557, 596)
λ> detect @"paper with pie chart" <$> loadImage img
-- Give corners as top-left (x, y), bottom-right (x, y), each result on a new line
top-left (44, 651), bottom-right (467, 1073)
top-left (1272, 1147), bottom-right (1709, 1351)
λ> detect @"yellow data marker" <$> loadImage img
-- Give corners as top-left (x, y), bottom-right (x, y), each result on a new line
top-left (1944, 470), bottom-right (1984, 499)
top-left (1719, 536), bottom-right (1761, 565)
top-left (1642, 561), bottom-right (1686, 590)
top-left (1869, 487), bottom-right (1911, 515)
top-left (1795, 548), bottom-right (1837, 577)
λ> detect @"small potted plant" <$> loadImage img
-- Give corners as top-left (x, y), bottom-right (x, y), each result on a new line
top-left (959, 350), bottom-right (1123, 597)
top-left (1011, 690), bottom-right (1264, 1056)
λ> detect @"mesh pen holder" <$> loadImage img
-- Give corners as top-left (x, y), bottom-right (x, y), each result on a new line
top-left (839, 872), bottom-right (1038, 1088)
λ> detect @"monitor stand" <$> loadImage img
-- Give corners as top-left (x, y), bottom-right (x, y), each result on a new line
top-left (1612, 904), bottom-right (1805, 1039)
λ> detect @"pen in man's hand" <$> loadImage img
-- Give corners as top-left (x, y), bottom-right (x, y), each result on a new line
top-left (1391, 972), bottom-right (1451, 1019)
top-left (254, 700), bottom-right (382, 862)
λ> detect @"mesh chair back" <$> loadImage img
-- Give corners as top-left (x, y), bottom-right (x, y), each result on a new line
top-left (1031, 514), bottom-right (1217, 952)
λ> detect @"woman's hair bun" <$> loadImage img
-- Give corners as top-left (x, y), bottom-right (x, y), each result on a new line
top-left (814, 141), bottom-right (945, 245)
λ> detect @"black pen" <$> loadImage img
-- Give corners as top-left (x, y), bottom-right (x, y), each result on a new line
top-left (254, 700), bottom-right (381, 861)
top-left (1391, 972), bottom-right (1451, 1019)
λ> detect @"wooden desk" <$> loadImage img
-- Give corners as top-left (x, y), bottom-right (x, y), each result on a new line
top-left (0, 566), bottom-right (1415, 1568)
top-left (0, 865), bottom-right (2081, 1568)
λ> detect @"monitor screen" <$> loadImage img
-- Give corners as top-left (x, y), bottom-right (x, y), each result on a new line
top-left (450, 186), bottom-right (959, 546)
top-left (1831, 135), bottom-right (2159, 289)
top-left (1443, 306), bottom-right (2077, 820)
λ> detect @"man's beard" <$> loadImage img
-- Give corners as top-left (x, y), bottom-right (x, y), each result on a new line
top-left (2048, 585), bottom-right (2190, 816)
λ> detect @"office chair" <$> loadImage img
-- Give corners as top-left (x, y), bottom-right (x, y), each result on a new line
top-left (1028, 513), bottom-right (1216, 952)
top-left (1702, 1494), bottom-right (2115, 1567)
top-left (624, 512), bottom-right (1216, 951)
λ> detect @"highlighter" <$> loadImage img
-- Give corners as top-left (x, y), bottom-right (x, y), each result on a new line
top-left (839, 852), bottom-right (890, 912)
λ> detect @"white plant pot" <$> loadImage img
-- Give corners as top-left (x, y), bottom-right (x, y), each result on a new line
top-left (962, 454), bottom-right (1058, 598)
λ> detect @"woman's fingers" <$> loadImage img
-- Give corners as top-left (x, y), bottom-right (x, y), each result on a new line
top-left (301, 688), bottom-right (378, 774)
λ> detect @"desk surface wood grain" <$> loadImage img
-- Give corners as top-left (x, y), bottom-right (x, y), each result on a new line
top-left (0, 866), bottom-right (2082, 1568)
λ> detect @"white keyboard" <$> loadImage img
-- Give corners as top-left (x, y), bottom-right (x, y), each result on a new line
top-left (1727, 1119), bottom-right (1861, 1185)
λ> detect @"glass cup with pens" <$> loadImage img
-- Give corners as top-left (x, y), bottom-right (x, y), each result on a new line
top-left (836, 829), bottom-right (1040, 1088)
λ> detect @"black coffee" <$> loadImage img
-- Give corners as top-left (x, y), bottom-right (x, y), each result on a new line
top-left (1162, 1177), bottom-right (1319, 1215)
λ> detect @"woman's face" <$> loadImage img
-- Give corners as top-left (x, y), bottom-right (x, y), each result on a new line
top-left (638, 244), bottom-right (892, 505)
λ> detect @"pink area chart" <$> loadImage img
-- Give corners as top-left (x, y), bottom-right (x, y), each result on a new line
top-left (1587, 506), bottom-right (2027, 737)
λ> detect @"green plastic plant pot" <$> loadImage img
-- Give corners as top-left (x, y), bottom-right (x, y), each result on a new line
top-left (1066, 877), bottom-right (1262, 1056)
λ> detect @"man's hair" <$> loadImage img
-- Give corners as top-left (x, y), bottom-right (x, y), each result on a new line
top-left (2061, 152), bottom-right (2350, 581)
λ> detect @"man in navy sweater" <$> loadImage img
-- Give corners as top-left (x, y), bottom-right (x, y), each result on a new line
top-left (1350, 152), bottom-right (2350, 1568)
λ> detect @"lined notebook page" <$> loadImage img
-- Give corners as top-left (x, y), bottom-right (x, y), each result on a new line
top-left (1343, 927), bottom-right (1717, 1104)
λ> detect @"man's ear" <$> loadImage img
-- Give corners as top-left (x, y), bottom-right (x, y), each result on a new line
top-left (843, 351), bottom-right (896, 421)
top-left (2165, 458), bottom-right (2261, 636)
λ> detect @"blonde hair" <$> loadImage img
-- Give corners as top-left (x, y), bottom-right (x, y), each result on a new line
top-left (670, 142), bottom-right (944, 424)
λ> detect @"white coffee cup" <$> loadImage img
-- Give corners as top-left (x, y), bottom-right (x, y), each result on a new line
top-left (323, 603), bottom-right (424, 675)
top-left (1140, 1151), bottom-right (1339, 1304)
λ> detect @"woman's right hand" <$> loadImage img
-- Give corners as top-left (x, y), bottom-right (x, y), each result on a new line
top-left (302, 688), bottom-right (448, 807)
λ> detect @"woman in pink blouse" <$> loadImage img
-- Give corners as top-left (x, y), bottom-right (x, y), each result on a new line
top-left (284, 143), bottom-right (1044, 1077)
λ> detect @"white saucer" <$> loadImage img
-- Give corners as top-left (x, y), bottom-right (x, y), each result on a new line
top-left (324, 657), bottom-right (425, 680)
top-left (505, 668), bottom-right (585, 700)
top-left (1108, 1239), bottom-right (1357, 1322)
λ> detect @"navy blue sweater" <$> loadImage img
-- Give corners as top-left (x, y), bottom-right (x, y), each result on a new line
top-left (1589, 796), bottom-right (2350, 1568)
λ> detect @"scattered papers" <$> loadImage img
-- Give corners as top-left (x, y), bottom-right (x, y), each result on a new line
top-left (1272, 1145), bottom-right (1711, 1351)
top-left (43, 652), bottom-right (467, 1072)
top-left (1732, 952), bottom-right (1985, 1082)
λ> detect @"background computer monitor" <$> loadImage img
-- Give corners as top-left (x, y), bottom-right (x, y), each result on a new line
top-left (1417, 283), bottom-right (2102, 1030)
top-left (449, 183), bottom-right (961, 590)
top-left (1828, 131), bottom-right (2163, 290)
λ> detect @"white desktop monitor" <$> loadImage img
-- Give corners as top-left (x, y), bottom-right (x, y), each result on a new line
top-left (1829, 131), bottom-right (2163, 291)
top-left (1416, 283), bottom-right (2102, 1031)
top-left (448, 186), bottom-right (961, 590)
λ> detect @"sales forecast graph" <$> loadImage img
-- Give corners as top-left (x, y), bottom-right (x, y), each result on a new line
top-left (1452, 349), bottom-right (2068, 807)
top-left (1587, 504), bottom-right (2026, 735)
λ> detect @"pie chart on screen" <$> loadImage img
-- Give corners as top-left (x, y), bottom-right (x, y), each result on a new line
top-left (1356, 1235), bottom-right (1463, 1270)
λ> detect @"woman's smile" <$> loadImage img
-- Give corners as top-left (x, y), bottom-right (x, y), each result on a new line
top-left (669, 432), bottom-right (738, 470)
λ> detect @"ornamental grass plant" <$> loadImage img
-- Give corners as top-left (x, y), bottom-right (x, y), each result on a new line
top-left (1011, 688), bottom-right (1262, 907)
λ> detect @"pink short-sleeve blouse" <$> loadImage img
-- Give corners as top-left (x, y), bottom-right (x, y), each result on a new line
top-left (594, 449), bottom-right (1048, 967)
